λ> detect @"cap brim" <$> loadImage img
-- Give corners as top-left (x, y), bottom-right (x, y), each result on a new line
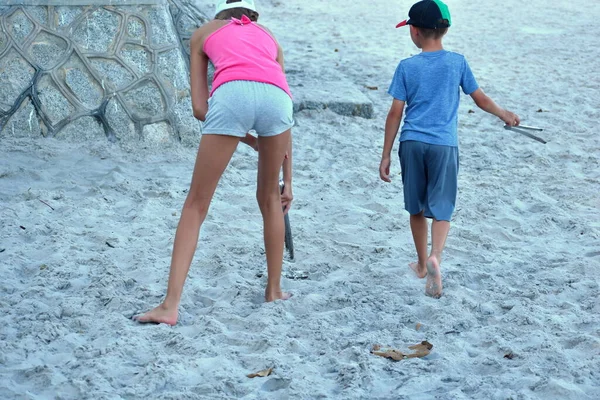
top-left (395, 19), bottom-right (408, 28)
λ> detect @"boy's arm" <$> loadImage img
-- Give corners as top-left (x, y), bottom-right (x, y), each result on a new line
top-left (380, 99), bottom-right (405, 183)
top-left (470, 88), bottom-right (520, 126)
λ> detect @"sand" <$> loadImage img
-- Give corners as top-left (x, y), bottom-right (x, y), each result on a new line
top-left (1, 0), bottom-right (599, 398)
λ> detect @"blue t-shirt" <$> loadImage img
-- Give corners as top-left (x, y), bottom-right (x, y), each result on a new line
top-left (388, 50), bottom-right (479, 147)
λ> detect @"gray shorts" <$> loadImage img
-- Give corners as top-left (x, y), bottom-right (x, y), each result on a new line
top-left (399, 140), bottom-right (459, 221)
top-left (202, 80), bottom-right (294, 137)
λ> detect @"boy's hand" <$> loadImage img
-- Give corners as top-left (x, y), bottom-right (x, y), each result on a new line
top-left (501, 110), bottom-right (520, 127)
top-left (379, 156), bottom-right (392, 183)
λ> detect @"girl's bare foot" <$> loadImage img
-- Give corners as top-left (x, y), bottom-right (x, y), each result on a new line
top-left (409, 262), bottom-right (427, 279)
top-left (265, 290), bottom-right (292, 302)
top-left (425, 256), bottom-right (443, 298)
top-left (133, 303), bottom-right (178, 326)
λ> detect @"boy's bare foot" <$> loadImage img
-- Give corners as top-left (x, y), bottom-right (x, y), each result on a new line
top-left (265, 290), bottom-right (292, 302)
top-left (425, 256), bottom-right (443, 298)
top-left (409, 262), bottom-right (427, 279)
top-left (133, 303), bottom-right (178, 326)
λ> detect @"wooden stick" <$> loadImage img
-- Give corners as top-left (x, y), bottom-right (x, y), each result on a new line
top-left (39, 199), bottom-right (55, 210)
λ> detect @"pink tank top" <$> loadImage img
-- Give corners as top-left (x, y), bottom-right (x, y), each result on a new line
top-left (203, 16), bottom-right (292, 98)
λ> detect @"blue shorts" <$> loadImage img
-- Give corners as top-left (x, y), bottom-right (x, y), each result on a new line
top-left (202, 80), bottom-right (294, 137)
top-left (398, 140), bottom-right (459, 221)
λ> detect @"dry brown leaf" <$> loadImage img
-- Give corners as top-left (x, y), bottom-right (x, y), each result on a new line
top-left (365, 85), bottom-right (379, 90)
top-left (372, 341), bottom-right (433, 361)
top-left (247, 367), bottom-right (273, 378)
top-left (409, 341), bottom-right (433, 351)
top-left (372, 349), bottom-right (408, 361)
top-left (416, 323), bottom-right (422, 331)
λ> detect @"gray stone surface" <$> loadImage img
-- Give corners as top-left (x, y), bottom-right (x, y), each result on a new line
top-left (7, 8), bottom-right (35, 44)
top-left (0, 25), bottom-right (7, 54)
top-left (127, 15), bottom-right (146, 40)
top-left (120, 43), bottom-right (152, 75)
top-left (291, 80), bottom-right (374, 119)
top-left (147, 7), bottom-right (175, 47)
top-left (2, 98), bottom-right (41, 137)
top-left (37, 73), bottom-right (74, 125)
top-left (54, 115), bottom-right (104, 140)
top-left (0, 1), bottom-right (202, 144)
top-left (122, 78), bottom-right (166, 119)
top-left (26, 5), bottom-right (48, 25)
top-left (89, 57), bottom-right (135, 91)
top-left (157, 47), bottom-right (188, 101)
top-left (167, 0), bottom-right (209, 63)
top-left (55, 6), bottom-right (82, 28)
top-left (0, 49), bottom-right (35, 113)
top-left (106, 96), bottom-right (136, 141)
top-left (171, 94), bottom-right (198, 147)
top-left (72, 8), bottom-right (121, 54)
top-left (63, 58), bottom-right (105, 110)
top-left (142, 120), bottom-right (172, 144)
top-left (29, 30), bottom-right (69, 70)
top-left (4, 1), bottom-right (165, 5)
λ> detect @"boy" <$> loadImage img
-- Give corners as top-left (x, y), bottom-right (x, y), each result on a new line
top-left (379, 0), bottom-right (520, 298)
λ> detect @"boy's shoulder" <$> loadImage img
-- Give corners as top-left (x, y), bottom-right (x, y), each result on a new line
top-left (399, 50), bottom-right (467, 67)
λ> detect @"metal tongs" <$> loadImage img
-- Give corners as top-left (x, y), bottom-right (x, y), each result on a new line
top-left (279, 180), bottom-right (294, 260)
top-left (504, 124), bottom-right (546, 144)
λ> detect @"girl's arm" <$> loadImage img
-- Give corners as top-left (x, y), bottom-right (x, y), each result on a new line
top-left (190, 27), bottom-right (210, 121)
top-left (281, 135), bottom-right (293, 214)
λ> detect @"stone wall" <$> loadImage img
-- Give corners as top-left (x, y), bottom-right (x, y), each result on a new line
top-left (0, 0), bottom-right (206, 146)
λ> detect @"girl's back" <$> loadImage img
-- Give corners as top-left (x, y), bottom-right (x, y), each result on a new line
top-left (202, 16), bottom-right (291, 97)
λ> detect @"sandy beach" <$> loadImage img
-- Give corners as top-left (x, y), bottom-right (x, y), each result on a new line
top-left (1, 0), bottom-right (599, 398)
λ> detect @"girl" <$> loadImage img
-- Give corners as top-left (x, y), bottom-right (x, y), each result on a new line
top-left (135, 0), bottom-right (294, 325)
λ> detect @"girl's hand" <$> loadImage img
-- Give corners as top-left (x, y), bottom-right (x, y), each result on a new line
top-left (379, 156), bottom-right (392, 183)
top-left (242, 133), bottom-right (258, 151)
top-left (281, 184), bottom-right (293, 214)
top-left (193, 104), bottom-right (208, 121)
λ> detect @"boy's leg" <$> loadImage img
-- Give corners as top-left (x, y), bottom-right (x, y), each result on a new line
top-left (430, 220), bottom-right (450, 265)
top-left (399, 141), bottom-right (428, 277)
top-left (257, 129), bottom-right (292, 302)
top-left (425, 220), bottom-right (449, 298)
top-left (135, 134), bottom-right (241, 325)
top-left (423, 145), bottom-right (459, 298)
top-left (409, 211), bottom-right (428, 278)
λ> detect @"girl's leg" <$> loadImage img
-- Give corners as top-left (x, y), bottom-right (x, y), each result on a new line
top-left (257, 129), bottom-right (291, 302)
top-left (135, 134), bottom-right (240, 324)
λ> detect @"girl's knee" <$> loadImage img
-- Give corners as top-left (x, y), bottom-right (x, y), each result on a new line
top-left (184, 191), bottom-right (211, 215)
top-left (256, 189), bottom-right (280, 211)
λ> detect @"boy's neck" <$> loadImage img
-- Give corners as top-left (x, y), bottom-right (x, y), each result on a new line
top-left (420, 39), bottom-right (444, 53)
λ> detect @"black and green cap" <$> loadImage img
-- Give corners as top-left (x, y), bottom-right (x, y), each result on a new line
top-left (396, 0), bottom-right (451, 29)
